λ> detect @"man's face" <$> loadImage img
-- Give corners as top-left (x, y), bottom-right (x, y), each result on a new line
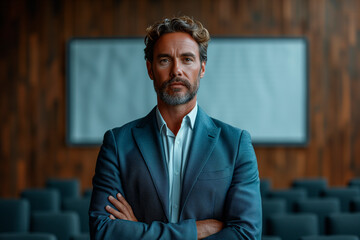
top-left (146, 32), bottom-right (206, 106)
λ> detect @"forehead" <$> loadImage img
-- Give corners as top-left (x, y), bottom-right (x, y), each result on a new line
top-left (154, 32), bottom-right (200, 57)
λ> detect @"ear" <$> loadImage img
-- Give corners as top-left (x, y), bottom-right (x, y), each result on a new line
top-left (199, 61), bottom-right (206, 78)
top-left (146, 60), bottom-right (154, 80)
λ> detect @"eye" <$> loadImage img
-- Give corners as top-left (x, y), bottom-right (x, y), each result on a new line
top-left (159, 58), bottom-right (170, 65)
top-left (184, 57), bottom-right (194, 63)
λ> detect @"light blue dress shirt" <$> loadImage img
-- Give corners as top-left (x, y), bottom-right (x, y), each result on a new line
top-left (156, 104), bottom-right (198, 223)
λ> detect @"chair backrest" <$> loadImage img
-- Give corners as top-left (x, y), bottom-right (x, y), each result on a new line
top-left (21, 188), bottom-right (60, 213)
top-left (349, 178), bottom-right (360, 190)
top-left (70, 233), bottom-right (90, 240)
top-left (262, 199), bottom-right (286, 235)
top-left (260, 179), bottom-right (272, 198)
top-left (292, 178), bottom-right (327, 198)
top-left (268, 213), bottom-right (318, 240)
top-left (267, 189), bottom-right (307, 212)
top-left (299, 235), bottom-right (359, 240)
top-left (62, 197), bottom-right (90, 233)
top-left (46, 178), bottom-right (80, 201)
top-left (31, 212), bottom-right (80, 240)
top-left (0, 198), bottom-right (30, 232)
top-left (262, 236), bottom-right (282, 240)
top-left (350, 197), bottom-right (360, 212)
top-left (295, 198), bottom-right (340, 234)
top-left (82, 188), bottom-right (92, 199)
top-left (321, 187), bottom-right (360, 212)
top-left (326, 213), bottom-right (360, 237)
top-left (0, 233), bottom-right (57, 240)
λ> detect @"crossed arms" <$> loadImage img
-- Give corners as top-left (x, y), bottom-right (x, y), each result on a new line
top-left (106, 193), bottom-right (224, 239)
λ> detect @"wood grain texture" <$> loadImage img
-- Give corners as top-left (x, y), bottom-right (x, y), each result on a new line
top-left (1, 0), bottom-right (360, 197)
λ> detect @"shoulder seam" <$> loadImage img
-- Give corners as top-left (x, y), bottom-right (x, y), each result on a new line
top-left (109, 129), bottom-right (118, 157)
top-left (235, 129), bottom-right (244, 163)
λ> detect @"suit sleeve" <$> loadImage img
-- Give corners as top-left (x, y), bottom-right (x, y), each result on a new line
top-left (89, 129), bottom-right (197, 240)
top-left (204, 130), bottom-right (262, 240)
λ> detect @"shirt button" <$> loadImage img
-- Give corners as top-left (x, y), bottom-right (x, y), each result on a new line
top-left (175, 171), bottom-right (179, 176)
top-left (174, 204), bottom-right (178, 209)
top-left (176, 140), bottom-right (180, 145)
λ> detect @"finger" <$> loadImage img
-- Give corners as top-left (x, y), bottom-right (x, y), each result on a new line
top-left (109, 214), bottom-right (116, 220)
top-left (108, 195), bottom-right (129, 216)
top-left (116, 193), bottom-right (134, 215)
top-left (106, 205), bottom-right (128, 220)
top-left (116, 193), bottom-right (137, 221)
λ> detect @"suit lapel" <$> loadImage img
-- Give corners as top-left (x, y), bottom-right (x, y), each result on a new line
top-left (132, 108), bottom-right (170, 222)
top-left (179, 107), bottom-right (221, 218)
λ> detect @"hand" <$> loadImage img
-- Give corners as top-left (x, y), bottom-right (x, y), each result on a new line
top-left (105, 193), bottom-right (138, 222)
top-left (196, 219), bottom-right (224, 239)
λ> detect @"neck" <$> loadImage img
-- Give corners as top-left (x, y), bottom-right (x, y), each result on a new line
top-left (157, 97), bottom-right (197, 135)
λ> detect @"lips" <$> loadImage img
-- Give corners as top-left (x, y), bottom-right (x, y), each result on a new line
top-left (166, 77), bottom-right (191, 88)
top-left (170, 82), bottom-right (185, 86)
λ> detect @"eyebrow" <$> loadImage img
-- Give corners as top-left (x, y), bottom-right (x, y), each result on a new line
top-left (181, 52), bottom-right (196, 58)
top-left (156, 54), bottom-right (171, 59)
top-left (156, 52), bottom-right (197, 59)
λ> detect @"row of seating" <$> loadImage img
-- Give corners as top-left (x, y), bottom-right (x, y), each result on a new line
top-left (261, 178), bottom-right (360, 240)
top-left (262, 212), bottom-right (360, 240)
top-left (0, 202), bottom-right (89, 240)
top-left (261, 178), bottom-right (360, 212)
top-left (263, 235), bottom-right (360, 240)
top-left (17, 191), bottom-right (91, 232)
top-left (261, 177), bottom-right (360, 197)
top-left (0, 178), bottom-right (92, 240)
top-left (0, 233), bottom-right (87, 240)
top-left (2, 177), bottom-right (360, 239)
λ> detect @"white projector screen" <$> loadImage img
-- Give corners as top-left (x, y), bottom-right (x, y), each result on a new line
top-left (66, 37), bottom-right (308, 146)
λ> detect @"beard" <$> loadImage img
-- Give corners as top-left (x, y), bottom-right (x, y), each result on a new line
top-left (153, 75), bottom-right (200, 106)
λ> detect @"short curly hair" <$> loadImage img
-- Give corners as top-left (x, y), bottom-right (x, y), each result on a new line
top-left (144, 16), bottom-right (210, 63)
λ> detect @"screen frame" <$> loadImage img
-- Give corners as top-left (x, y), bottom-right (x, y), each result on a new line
top-left (66, 36), bottom-right (309, 147)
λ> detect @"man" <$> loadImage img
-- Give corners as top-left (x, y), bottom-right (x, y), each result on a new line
top-left (89, 16), bottom-right (262, 239)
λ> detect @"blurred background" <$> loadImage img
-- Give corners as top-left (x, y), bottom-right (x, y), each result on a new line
top-left (1, 0), bottom-right (360, 198)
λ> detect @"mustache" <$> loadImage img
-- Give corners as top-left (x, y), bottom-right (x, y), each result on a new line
top-left (160, 77), bottom-right (191, 90)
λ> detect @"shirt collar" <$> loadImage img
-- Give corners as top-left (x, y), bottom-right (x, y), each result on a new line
top-left (156, 103), bottom-right (198, 133)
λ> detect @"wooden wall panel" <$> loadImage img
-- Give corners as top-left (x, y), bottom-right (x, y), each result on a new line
top-left (1, 0), bottom-right (360, 197)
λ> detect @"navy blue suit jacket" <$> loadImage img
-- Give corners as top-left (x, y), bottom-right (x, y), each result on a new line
top-left (89, 106), bottom-right (262, 239)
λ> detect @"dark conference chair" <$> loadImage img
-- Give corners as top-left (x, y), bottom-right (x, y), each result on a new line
top-left (262, 236), bottom-right (282, 240)
top-left (295, 198), bottom-right (341, 234)
top-left (326, 213), bottom-right (360, 237)
top-left (292, 178), bottom-right (327, 198)
top-left (262, 199), bottom-right (286, 235)
top-left (321, 187), bottom-right (360, 212)
top-left (70, 233), bottom-right (90, 240)
top-left (350, 197), bottom-right (360, 212)
top-left (21, 188), bottom-right (61, 213)
top-left (0, 198), bottom-right (30, 233)
top-left (63, 197), bottom-right (91, 233)
top-left (260, 179), bottom-right (272, 198)
top-left (46, 178), bottom-right (80, 201)
top-left (299, 236), bottom-right (359, 240)
top-left (266, 189), bottom-right (307, 212)
top-left (0, 233), bottom-right (57, 240)
top-left (31, 212), bottom-right (80, 240)
top-left (83, 188), bottom-right (92, 199)
top-left (267, 213), bottom-right (318, 240)
top-left (349, 178), bottom-right (360, 190)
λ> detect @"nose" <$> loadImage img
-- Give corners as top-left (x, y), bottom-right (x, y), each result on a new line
top-left (170, 59), bottom-right (182, 78)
